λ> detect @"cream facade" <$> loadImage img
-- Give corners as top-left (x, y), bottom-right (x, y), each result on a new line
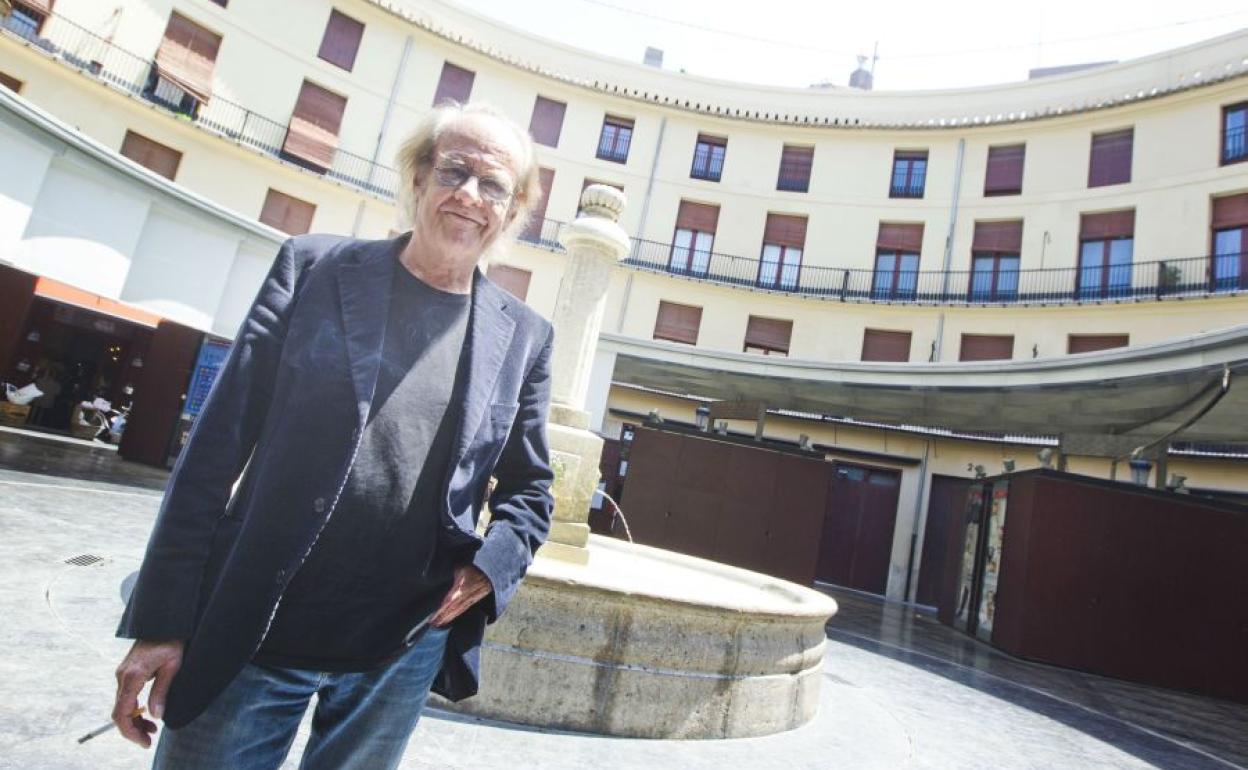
top-left (2, 0), bottom-right (1247, 602)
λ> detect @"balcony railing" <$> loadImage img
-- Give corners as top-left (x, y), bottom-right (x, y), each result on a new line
top-left (1, 11), bottom-right (399, 198)
top-left (1224, 125), bottom-right (1246, 164)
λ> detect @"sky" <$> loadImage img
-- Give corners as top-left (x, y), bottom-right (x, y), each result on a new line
top-left (446, 0), bottom-right (1248, 91)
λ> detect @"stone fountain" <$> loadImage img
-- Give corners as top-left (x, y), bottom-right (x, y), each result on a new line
top-left (438, 185), bottom-right (837, 738)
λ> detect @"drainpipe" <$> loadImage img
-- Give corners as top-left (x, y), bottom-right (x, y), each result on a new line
top-left (355, 34), bottom-right (414, 236)
top-left (904, 438), bottom-right (933, 604)
top-left (932, 137), bottom-right (966, 362)
top-left (615, 115), bottom-right (665, 333)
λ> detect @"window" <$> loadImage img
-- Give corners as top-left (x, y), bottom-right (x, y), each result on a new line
top-left (486, 264), bottom-right (532, 301)
top-left (969, 220), bottom-right (1022, 302)
top-left (578, 178), bottom-right (622, 217)
top-left (120, 130), bottom-right (182, 180)
top-left (653, 301), bottom-right (702, 345)
top-left (1078, 210), bottom-right (1134, 299)
top-left (890, 150), bottom-right (927, 198)
top-left (432, 61), bottom-right (474, 106)
top-left (317, 10), bottom-right (364, 72)
top-left (596, 116), bottom-right (633, 163)
top-left (282, 80), bottom-right (347, 171)
top-left (744, 316), bottom-right (792, 356)
top-left (149, 12), bottom-right (221, 116)
top-left (758, 213), bottom-right (806, 290)
top-left (862, 329), bottom-right (911, 362)
top-left (520, 168), bottom-right (555, 242)
top-left (1068, 335), bottom-right (1128, 354)
top-left (873, 223), bottom-right (923, 300)
top-left (984, 144), bottom-right (1025, 196)
top-left (4, 1), bottom-right (48, 39)
top-left (0, 71), bottom-right (22, 93)
top-left (1223, 103), bottom-right (1247, 165)
top-left (260, 189), bottom-right (316, 235)
top-left (1088, 128), bottom-right (1133, 187)
top-left (209, 0), bottom-right (228, 6)
top-left (529, 96), bottom-right (566, 147)
top-left (959, 334), bottom-right (1013, 362)
top-left (1212, 193), bottom-right (1248, 291)
top-left (670, 200), bottom-right (718, 275)
top-left (691, 134), bottom-right (726, 181)
top-left (776, 145), bottom-right (813, 192)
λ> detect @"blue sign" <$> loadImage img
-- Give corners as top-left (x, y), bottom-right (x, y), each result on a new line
top-left (183, 338), bottom-right (232, 419)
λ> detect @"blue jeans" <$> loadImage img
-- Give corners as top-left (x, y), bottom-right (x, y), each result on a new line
top-left (152, 626), bottom-right (450, 770)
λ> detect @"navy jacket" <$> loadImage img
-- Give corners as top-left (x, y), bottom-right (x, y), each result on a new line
top-left (117, 233), bottom-right (555, 729)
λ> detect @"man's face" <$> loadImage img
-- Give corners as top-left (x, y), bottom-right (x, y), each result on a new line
top-left (412, 114), bottom-right (525, 257)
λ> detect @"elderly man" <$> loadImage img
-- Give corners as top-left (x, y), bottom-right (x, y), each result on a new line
top-left (111, 103), bottom-right (555, 770)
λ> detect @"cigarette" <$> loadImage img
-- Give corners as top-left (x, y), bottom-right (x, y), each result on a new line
top-left (77, 707), bottom-right (144, 744)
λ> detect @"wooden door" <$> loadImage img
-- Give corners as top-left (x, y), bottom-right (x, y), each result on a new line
top-left (816, 462), bottom-right (901, 595)
top-left (915, 475), bottom-right (972, 607)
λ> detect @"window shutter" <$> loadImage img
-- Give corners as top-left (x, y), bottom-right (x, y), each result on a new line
top-left (486, 263), bottom-right (532, 301)
top-left (861, 329), bottom-right (912, 362)
top-left (972, 220), bottom-right (1023, 253)
top-left (259, 189), bottom-right (316, 235)
top-left (1212, 193), bottom-right (1248, 229)
top-left (876, 222), bottom-right (924, 252)
top-left (317, 10), bottom-right (364, 71)
top-left (282, 80), bottom-right (347, 170)
top-left (0, 71), bottom-right (24, 93)
top-left (529, 96), bottom-right (566, 147)
top-left (745, 316), bottom-right (792, 353)
top-left (120, 130), bottom-right (183, 180)
top-left (1080, 210), bottom-right (1135, 240)
top-left (984, 144), bottom-right (1025, 195)
top-left (1088, 129), bottom-right (1133, 187)
top-left (1068, 334), bottom-right (1129, 354)
top-left (778, 144), bottom-right (813, 190)
top-left (17, 0), bottom-right (52, 14)
top-left (520, 167), bottom-right (555, 240)
top-left (432, 61), bottom-right (474, 106)
top-left (763, 214), bottom-right (807, 248)
top-left (154, 12), bottom-right (221, 102)
top-left (958, 334), bottom-right (1014, 361)
top-left (653, 301), bottom-right (702, 345)
top-left (675, 200), bottom-right (719, 233)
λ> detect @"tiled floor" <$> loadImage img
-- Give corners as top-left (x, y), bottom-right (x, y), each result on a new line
top-left (1, 428), bottom-right (1245, 769)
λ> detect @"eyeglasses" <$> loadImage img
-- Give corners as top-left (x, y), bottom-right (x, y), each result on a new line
top-left (432, 157), bottom-right (515, 205)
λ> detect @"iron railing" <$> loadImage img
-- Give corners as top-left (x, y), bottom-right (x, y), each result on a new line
top-left (1224, 125), bottom-right (1246, 164)
top-left (1, 11), bottom-right (400, 198)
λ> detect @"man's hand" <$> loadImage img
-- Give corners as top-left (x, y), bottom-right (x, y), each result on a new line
top-left (430, 565), bottom-right (493, 627)
top-left (113, 640), bottom-right (184, 747)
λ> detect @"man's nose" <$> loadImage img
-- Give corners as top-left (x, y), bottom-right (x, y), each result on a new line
top-left (452, 175), bottom-right (483, 204)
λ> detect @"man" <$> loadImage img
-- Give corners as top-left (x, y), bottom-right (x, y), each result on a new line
top-left (112, 103), bottom-right (555, 770)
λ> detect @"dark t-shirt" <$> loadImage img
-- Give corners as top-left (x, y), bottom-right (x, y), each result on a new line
top-left (254, 263), bottom-right (471, 671)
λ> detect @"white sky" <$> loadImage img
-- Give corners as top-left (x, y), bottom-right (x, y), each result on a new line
top-left (448, 0), bottom-right (1248, 91)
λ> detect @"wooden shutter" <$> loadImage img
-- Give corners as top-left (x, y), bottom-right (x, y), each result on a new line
top-left (486, 263), bottom-right (532, 301)
top-left (0, 71), bottom-right (23, 93)
top-left (1089, 129), bottom-right (1133, 187)
top-left (259, 189), bottom-right (316, 235)
top-left (155, 12), bottom-right (221, 102)
top-left (282, 80), bottom-right (347, 170)
top-left (1068, 334), bottom-right (1128, 354)
top-left (763, 214), bottom-right (807, 248)
top-left (675, 200), bottom-right (719, 233)
top-left (1080, 210), bottom-right (1135, 240)
top-left (521, 167), bottom-right (555, 240)
top-left (959, 334), bottom-right (1014, 361)
top-left (972, 220), bottom-right (1023, 252)
top-left (653, 301), bottom-right (702, 345)
top-left (529, 96), bottom-right (566, 147)
top-left (16, 0), bottom-right (51, 14)
top-left (778, 144), bottom-right (813, 189)
top-left (1212, 193), bottom-right (1248, 229)
top-left (317, 9), bottom-right (364, 71)
top-left (120, 130), bottom-right (183, 180)
top-left (433, 61), bottom-right (474, 106)
top-left (876, 222), bottom-right (924, 252)
top-left (984, 144), bottom-right (1025, 195)
top-left (861, 329), bottom-right (911, 362)
top-left (745, 315), bottom-right (792, 353)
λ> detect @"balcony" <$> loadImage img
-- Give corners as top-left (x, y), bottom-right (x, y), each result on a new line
top-left (0, 10), bottom-right (399, 198)
top-left (1223, 125), bottom-right (1246, 164)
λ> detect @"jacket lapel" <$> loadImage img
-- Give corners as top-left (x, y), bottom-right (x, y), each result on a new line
top-left (452, 272), bottom-right (516, 462)
top-left (336, 237), bottom-right (401, 425)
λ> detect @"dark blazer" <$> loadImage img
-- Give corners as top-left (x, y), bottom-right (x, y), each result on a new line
top-left (117, 233), bottom-right (556, 729)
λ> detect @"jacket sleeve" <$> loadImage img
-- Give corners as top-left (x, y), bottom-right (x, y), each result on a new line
top-left (117, 238), bottom-right (304, 641)
top-left (471, 324), bottom-right (556, 622)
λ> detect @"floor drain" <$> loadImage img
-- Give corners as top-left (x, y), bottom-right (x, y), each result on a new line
top-left (64, 554), bottom-right (105, 567)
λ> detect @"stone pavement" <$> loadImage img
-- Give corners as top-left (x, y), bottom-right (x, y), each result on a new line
top-left (1, 428), bottom-right (1245, 769)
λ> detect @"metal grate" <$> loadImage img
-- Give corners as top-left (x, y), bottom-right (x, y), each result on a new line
top-left (64, 554), bottom-right (104, 567)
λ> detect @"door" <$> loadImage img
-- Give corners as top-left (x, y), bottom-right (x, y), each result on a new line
top-left (815, 462), bottom-right (902, 595)
top-left (915, 475), bottom-right (971, 607)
